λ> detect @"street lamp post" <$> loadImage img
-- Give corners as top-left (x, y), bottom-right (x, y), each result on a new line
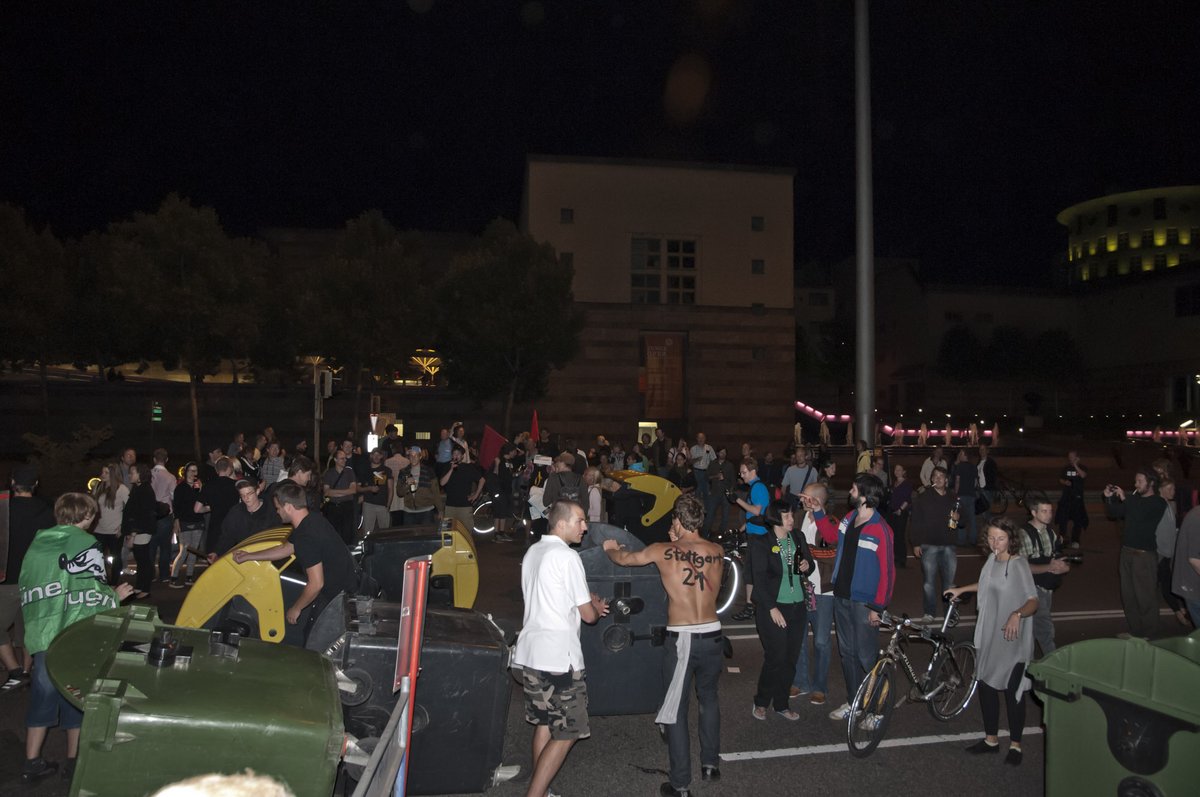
top-left (854, 0), bottom-right (876, 447)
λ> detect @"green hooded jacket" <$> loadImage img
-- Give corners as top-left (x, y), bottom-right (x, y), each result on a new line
top-left (19, 524), bottom-right (122, 654)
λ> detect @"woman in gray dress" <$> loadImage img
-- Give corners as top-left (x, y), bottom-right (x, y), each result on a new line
top-left (945, 517), bottom-right (1038, 765)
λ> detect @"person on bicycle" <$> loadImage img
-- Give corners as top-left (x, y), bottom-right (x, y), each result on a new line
top-left (945, 517), bottom-right (1037, 766)
top-left (827, 473), bottom-right (895, 722)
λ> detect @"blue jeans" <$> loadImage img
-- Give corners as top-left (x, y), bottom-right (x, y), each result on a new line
top-left (793, 593), bottom-right (834, 694)
top-left (27, 652), bottom-right (82, 729)
top-left (919, 544), bottom-right (957, 617)
top-left (833, 597), bottom-right (881, 703)
top-left (150, 514), bottom-right (175, 580)
top-left (694, 469), bottom-right (710, 501)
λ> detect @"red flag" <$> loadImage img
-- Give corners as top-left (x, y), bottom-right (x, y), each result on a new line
top-left (479, 425), bottom-right (507, 471)
top-left (530, 409), bottom-right (539, 442)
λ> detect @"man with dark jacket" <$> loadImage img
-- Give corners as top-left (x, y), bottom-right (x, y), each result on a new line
top-left (1105, 471), bottom-right (1169, 639)
top-left (211, 478), bottom-right (281, 557)
top-left (910, 467), bottom-right (959, 623)
top-left (826, 473), bottom-right (895, 722)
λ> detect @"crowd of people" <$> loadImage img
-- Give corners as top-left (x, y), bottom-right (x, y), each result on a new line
top-left (3, 420), bottom-right (1200, 792)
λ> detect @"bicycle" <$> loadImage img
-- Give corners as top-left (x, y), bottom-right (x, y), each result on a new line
top-left (846, 596), bottom-right (978, 757)
top-left (987, 475), bottom-right (1047, 517)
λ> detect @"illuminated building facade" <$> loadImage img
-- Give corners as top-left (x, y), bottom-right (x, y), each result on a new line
top-left (1058, 186), bottom-right (1200, 284)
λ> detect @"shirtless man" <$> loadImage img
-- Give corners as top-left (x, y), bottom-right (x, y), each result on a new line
top-left (603, 494), bottom-right (724, 797)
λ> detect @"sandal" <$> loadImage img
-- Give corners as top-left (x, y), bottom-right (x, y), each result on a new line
top-left (751, 705), bottom-right (767, 721)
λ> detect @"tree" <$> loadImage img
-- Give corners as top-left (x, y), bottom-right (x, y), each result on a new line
top-left (301, 211), bottom-right (423, 436)
top-left (935, 324), bottom-right (985, 382)
top-left (983, 324), bottom-right (1032, 381)
top-left (0, 204), bottom-right (68, 427)
top-left (104, 195), bottom-right (266, 459)
top-left (435, 219), bottom-right (583, 436)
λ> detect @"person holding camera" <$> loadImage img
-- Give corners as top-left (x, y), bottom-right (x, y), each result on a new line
top-left (1019, 498), bottom-right (1072, 655)
top-left (748, 499), bottom-right (814, 722)
top-left (731, 457), bottom-right (771, 622)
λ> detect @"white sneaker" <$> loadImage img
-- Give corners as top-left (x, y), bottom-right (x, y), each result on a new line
top-left (859, 713), bottom-right (883, 731)
top-left (828, 702), bottom-right (851, 720)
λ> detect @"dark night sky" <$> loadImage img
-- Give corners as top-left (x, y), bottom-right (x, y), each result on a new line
top-left (2, 1), bottom-right (1198, 285)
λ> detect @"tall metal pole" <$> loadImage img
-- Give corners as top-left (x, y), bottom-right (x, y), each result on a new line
top-left (854, 0), bottom-right (876, 447)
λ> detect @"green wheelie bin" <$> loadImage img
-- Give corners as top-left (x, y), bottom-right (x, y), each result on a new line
top-left (46, 604), bottom-right (346, 797)
top-left (1028, 631), bottom-right (1200, 796)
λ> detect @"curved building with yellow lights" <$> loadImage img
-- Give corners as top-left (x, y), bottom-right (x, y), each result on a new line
top-left (1057, 186), bottom-right (1200, 283)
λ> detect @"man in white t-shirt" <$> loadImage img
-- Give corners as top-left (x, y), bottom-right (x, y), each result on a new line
top-left (512, 500), bottom-right (609, 797)
top-left (919, 445), bottom-right (948, 488)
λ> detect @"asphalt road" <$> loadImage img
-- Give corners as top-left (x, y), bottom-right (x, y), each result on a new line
top-left (1, 497), bottom-right (1192, 797)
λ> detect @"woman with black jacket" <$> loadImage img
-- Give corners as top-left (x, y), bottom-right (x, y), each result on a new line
top-left (750, 499), bottom-right (815, 721)
top-left (123, 463), bottom-right (158, 599)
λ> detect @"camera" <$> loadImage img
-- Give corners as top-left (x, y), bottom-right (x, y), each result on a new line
top-left (1055, 553), bottom-right (1083, 565)
top-left (725, 486), bottom-right (748, 504)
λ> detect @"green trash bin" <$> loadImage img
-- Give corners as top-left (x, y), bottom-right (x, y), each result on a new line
top-left (46, 604), bottom-right (345, 797)
top-left (1028, 631), bottom-right (1200, 796)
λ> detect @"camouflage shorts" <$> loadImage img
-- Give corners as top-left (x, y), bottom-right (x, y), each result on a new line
top-left (520, 667), bottom-right (590, 740)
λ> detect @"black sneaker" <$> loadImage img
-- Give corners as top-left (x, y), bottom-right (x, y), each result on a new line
top-left (21, 757), bottom-right (59, 784)
top-left (169, 579), bottom-right (185, 589)
top-left (731, 602), bottom-right (756, 621)
top-left (2, 670), bottom-right (29, 692)
top-left (965, 739), bottom-right (1000, 755)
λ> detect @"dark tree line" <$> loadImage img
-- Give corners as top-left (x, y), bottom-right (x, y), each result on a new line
top-left (0, 198), bottom-right (580, 456)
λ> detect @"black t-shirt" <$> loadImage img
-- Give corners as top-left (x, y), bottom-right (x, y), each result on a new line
top-left (290, 512), bottom-right (358, 602)
top-left (4, 495), bottom-right (54, 585)
top-left (360, 463), bottom-right (393, 507)
top-left (1060, 464), bottom-right (1085, 500)
top-left (173, 482), bottom-right (204, 524)
top-left (443, 463), bottom-right (481, 507)
top-left (952, 462), bottom-right (977, 497)
top-left (198, 477), bottom-right (240, 551)
top-left (833, 519), bottom-right (866, 600)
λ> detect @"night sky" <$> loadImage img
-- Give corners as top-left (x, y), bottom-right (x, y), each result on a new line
top-left (3, 1), bottom-right (1198, 286)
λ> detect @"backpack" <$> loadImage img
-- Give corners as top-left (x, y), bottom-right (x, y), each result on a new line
top-left (551, 471), bottom-right (587, 511)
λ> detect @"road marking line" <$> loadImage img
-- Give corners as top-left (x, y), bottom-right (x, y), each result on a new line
top-left (720, 727), bottom-right (1043, 761)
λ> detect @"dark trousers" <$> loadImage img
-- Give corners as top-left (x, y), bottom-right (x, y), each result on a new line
top-left (324, 500), bottom-right (357, 545)
top-left (96, 534), bottom-right (124, 584)
top-left (754, 601), bottom-right (806, 711)
top-left (662, 632), bottom-right (723, 790)
top-left (132, 541), bottom-right (153, 593)
top-left (1158, 556), bottom-right (1185, 613)
top-left (1119, 546), bottom-right (1159, 638)
top-left (978, 663), bottom-right (1027, 743)
top-left (891, 511), bottom-right (909, 567)
top-left (150, 515), bottom-right (174, 579)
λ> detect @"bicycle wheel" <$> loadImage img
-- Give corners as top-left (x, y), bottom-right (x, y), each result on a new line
top-left (472, 500), bottom-right (495, 534)
top-left (715, 554), bottom-right (742, 617)
top-left (990, 488), bottom-right (1009, 516)
top-left (847, 660), bottom-right (896, 757)
top-left (927, 641), bottom-right (978, 721)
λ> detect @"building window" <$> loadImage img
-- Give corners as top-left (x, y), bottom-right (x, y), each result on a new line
top-left (1153, 254), bottom-right (1166, 271)
top-left (751, 259), bottom-right (765, 275)
top-left (1141, 229), bottom-right (1154, 248)
top-left (1087, 240), bottom-right (1096, 256)
top-left (665, 275), bottom-right (695, 304)
top-left (560, 208), bottom-right (574, 224)
top-left (1107, 204), bottom-right (1118, 226)
top-left (809, 292), bottom-right (829, 307)
top-left (1123, 257), bottom-right (1138, 275)
top-left (666, 239), bottom-right (696, 270)
top-left (1177, 284), bottom-right (1200, 317)
top-left (1186, 227), bottom-right (1198, 246)
top-left (559, 252), bottom-right (574, 269)
top-left (751, 216), bottom-right (765, 231)
top-left (1107, 259), bottom-right (1117, 277)
top-left (1117, 231), bottom-right (1129, 249)
top-left (1167, 227), bottom-right (1179, 245)
top-left (1098, 235), bottom-right (1108, 253)
top-left (1153, 197), bottom-right (1167, 220)
top-left (631, 236), bottom-right (696, 303)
